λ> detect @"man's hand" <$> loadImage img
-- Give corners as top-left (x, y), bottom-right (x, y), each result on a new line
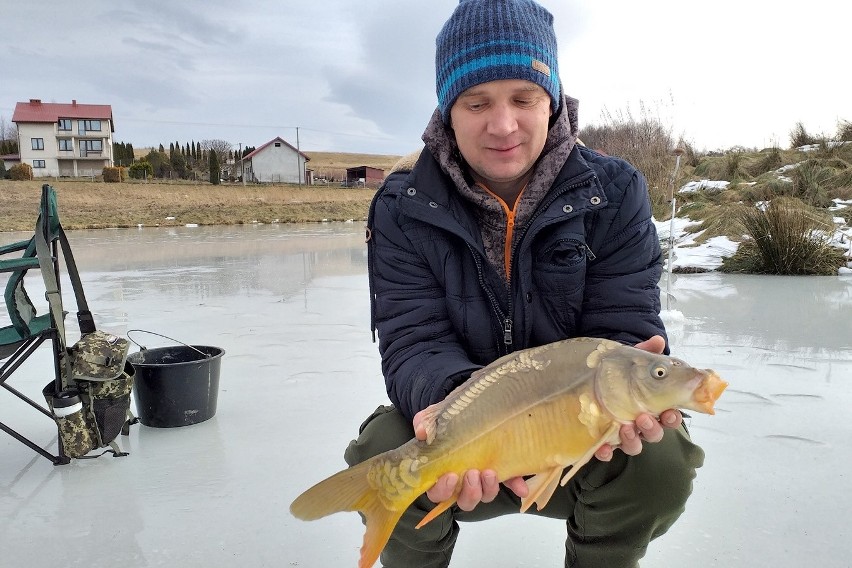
top-left (594, 335), bottom-right (683, 461)
top-left (413, 405), bottom-right (529, 509)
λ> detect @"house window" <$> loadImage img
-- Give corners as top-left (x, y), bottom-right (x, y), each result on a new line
top-left (33, 160), bottom-right (46, 169)
top-left (31, 138), bottom-right (44, 150)
top-left (59, 139), bottom-right (73, 151)
top-left (81, 139), bottom-right (103, 156)
top-left (274, 142), bottom-right (281, 147)
top-left (82, 120), bottom-right (101, 132)
top-left (58, 119), bottom-right (71, 131)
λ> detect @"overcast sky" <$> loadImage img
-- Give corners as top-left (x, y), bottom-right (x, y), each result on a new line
top-left (1, 1), bottom-right (849, 156)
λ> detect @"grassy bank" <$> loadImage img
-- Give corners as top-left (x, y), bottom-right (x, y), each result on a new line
top-left (0, 180), bottom-right (377, 232)
top-left (1, 151), bottom-right (405, 232)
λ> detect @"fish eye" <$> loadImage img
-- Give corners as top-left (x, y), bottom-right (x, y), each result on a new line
top-left (651, 366), bottom-right (668, 379)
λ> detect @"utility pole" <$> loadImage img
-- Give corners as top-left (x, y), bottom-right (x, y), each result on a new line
top-left (296, 126), bottom-right (302, 188)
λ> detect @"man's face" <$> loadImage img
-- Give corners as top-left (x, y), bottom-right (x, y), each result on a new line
top-left (450, 79), bottom-right (552, 195)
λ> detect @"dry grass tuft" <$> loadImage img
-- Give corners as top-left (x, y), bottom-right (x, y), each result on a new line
top-left (721, 197), bottom-right (845, 275)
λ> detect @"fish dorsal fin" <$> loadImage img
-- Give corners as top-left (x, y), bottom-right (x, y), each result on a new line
top-left (520, 466), bottom-right (562, 513)
top-left (418, 404), bottom-right (442, 445)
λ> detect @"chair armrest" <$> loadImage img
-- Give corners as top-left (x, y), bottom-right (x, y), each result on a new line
top-left (0, 239), bottom-right (32, 256)
top-left (0, 257), bottom-right (41, 272)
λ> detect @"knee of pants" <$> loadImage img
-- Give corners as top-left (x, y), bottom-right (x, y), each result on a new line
top-left (344, 405), bottom-right (413, 467)
top-left (580, 426), bottom-right (705, 515)
top-left (631, 425), bottom-right (705, 514)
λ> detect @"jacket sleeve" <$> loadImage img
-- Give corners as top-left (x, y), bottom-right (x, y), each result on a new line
top-left (580, 163), bottom-right (668, 351)
top-left (368, 190), bottom-right (482, 421)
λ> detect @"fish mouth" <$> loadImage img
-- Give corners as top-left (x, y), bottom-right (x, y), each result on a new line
top-left (686, 371), bottom-right (728, 415)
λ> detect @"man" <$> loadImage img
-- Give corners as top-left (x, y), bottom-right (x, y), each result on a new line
top-left (345, 1), bottom-right (705, 566)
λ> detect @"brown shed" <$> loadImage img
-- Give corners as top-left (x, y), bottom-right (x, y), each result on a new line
top-left (344, 166), bottom-right (384, 188)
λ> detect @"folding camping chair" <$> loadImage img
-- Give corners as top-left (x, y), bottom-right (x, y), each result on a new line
top-left (0, 184), bottom-right (96, 465)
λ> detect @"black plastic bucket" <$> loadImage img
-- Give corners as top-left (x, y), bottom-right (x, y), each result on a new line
top-left (128, 345), bottom-right (224, 428)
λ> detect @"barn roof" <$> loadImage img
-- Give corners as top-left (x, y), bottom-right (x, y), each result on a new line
top-left (243, 136), bottom-right (310, 161)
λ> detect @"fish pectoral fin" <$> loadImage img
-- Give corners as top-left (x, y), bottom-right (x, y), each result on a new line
top-left (559, 423), bottom-right (621, 487)
top-left (520, 467), bottom-right (562, 513)
top-left (415, 496), bottom-right (458, 529)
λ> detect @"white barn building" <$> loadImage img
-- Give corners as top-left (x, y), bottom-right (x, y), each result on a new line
top-left (243, 136), bottom-right (310, 184)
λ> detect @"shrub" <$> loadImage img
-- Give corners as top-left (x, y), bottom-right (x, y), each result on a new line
top-left (724, 149), bottom-right (746, 181)
top-left (837, 120), bottom-right (852, 142)
top-left (9, 163), bottom-right (33, 180)
top-left (789, 122), bottom-right (820, 148)
top-left (128, 161), bottom-right (153, 180)
top-left (580, 104), bottom-right (677, 216)
top-left (721, 197), bottom-right (845, 275)
top-left (103, 166), bottom-right (121, 182)
top-left (790, 160), bottom-right (834, 207)
top-left (751, 146), bottom-right (783, 175)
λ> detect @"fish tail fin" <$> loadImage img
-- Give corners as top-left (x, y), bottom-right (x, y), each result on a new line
top-left (290, 460), bottom-right (374, 520)
top-left (289, 460), bottom-right (404, 568)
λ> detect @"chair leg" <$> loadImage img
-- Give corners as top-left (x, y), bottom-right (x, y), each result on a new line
top-left (0, 420), bottom-right (68, 464)
top-left (0, 332), bottom-right (71, 465)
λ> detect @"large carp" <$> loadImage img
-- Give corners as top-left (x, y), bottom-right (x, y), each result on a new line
top-left (290, 337), bottom-right (727, 568)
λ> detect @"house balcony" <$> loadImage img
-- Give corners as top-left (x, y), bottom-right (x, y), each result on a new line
top-left (78, 150), bottom-right (105, 159)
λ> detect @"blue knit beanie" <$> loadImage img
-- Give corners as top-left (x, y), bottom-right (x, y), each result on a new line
top-left (436, 0), bottom-right (561, 123)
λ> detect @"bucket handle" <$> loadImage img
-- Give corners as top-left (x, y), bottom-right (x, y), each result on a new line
top-left (127, 329), bottom-right (211, 359)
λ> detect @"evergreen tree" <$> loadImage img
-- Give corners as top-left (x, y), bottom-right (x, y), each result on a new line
top-left (169, 142), bottom-right (175, 158)
top-left (196, 141), bottom-right (201, 161)
top-left (209, 150), bottom-right (220, 184)
top-left (159, 143), bottom-right (165, 153)
top-left (171, 152), bottom-right (188, 179)
top-left (191, 140), bottom-right (197, 161)
top-left (127, 143), bottom-right (134, 162)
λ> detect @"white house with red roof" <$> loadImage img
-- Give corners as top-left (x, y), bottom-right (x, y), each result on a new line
top-left (242, 136), bottom-right (310, 184)
top-left (12, 99), bottom-right (115, 177)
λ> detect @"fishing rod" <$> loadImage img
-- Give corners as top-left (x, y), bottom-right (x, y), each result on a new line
top-left (665, 147), bottom-right (685, 311)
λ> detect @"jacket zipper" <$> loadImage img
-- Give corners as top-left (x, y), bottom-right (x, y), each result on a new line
top-left (467, 243), bottom-right (513, 355)
top-left (474, 182), bottom-right (527, 348)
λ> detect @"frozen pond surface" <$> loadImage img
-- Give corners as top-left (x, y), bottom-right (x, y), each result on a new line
top-left (1, 223), bottom-right (850, 567)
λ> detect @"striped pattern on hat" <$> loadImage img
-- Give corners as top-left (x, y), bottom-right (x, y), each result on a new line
top-left (436, 0), bottom-right (561, 123)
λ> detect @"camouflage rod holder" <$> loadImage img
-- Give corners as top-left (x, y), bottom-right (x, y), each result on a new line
top-left (43, 330), bottom-right (137, 459)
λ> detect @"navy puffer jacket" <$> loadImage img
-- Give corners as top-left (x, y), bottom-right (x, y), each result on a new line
top-left (367, 145), bottom-right (666, 421)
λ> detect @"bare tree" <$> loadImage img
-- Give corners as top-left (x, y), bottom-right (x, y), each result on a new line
top-left (0, 115), bottom-right (18, 142)
top-left (201, 139), bottom-right (233, 161)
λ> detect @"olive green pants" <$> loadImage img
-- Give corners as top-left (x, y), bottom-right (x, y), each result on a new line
top-left (344, 405), bottom-right (705, 568)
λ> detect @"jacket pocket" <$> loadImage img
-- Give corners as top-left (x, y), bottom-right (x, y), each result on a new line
top-left (538, 238), bottom-right (588, 269)
top-left (530, 237), bottom-right (588, 337)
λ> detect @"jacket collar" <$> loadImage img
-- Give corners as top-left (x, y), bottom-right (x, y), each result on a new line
top-left (420, 93), bottom-right (581, 228)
